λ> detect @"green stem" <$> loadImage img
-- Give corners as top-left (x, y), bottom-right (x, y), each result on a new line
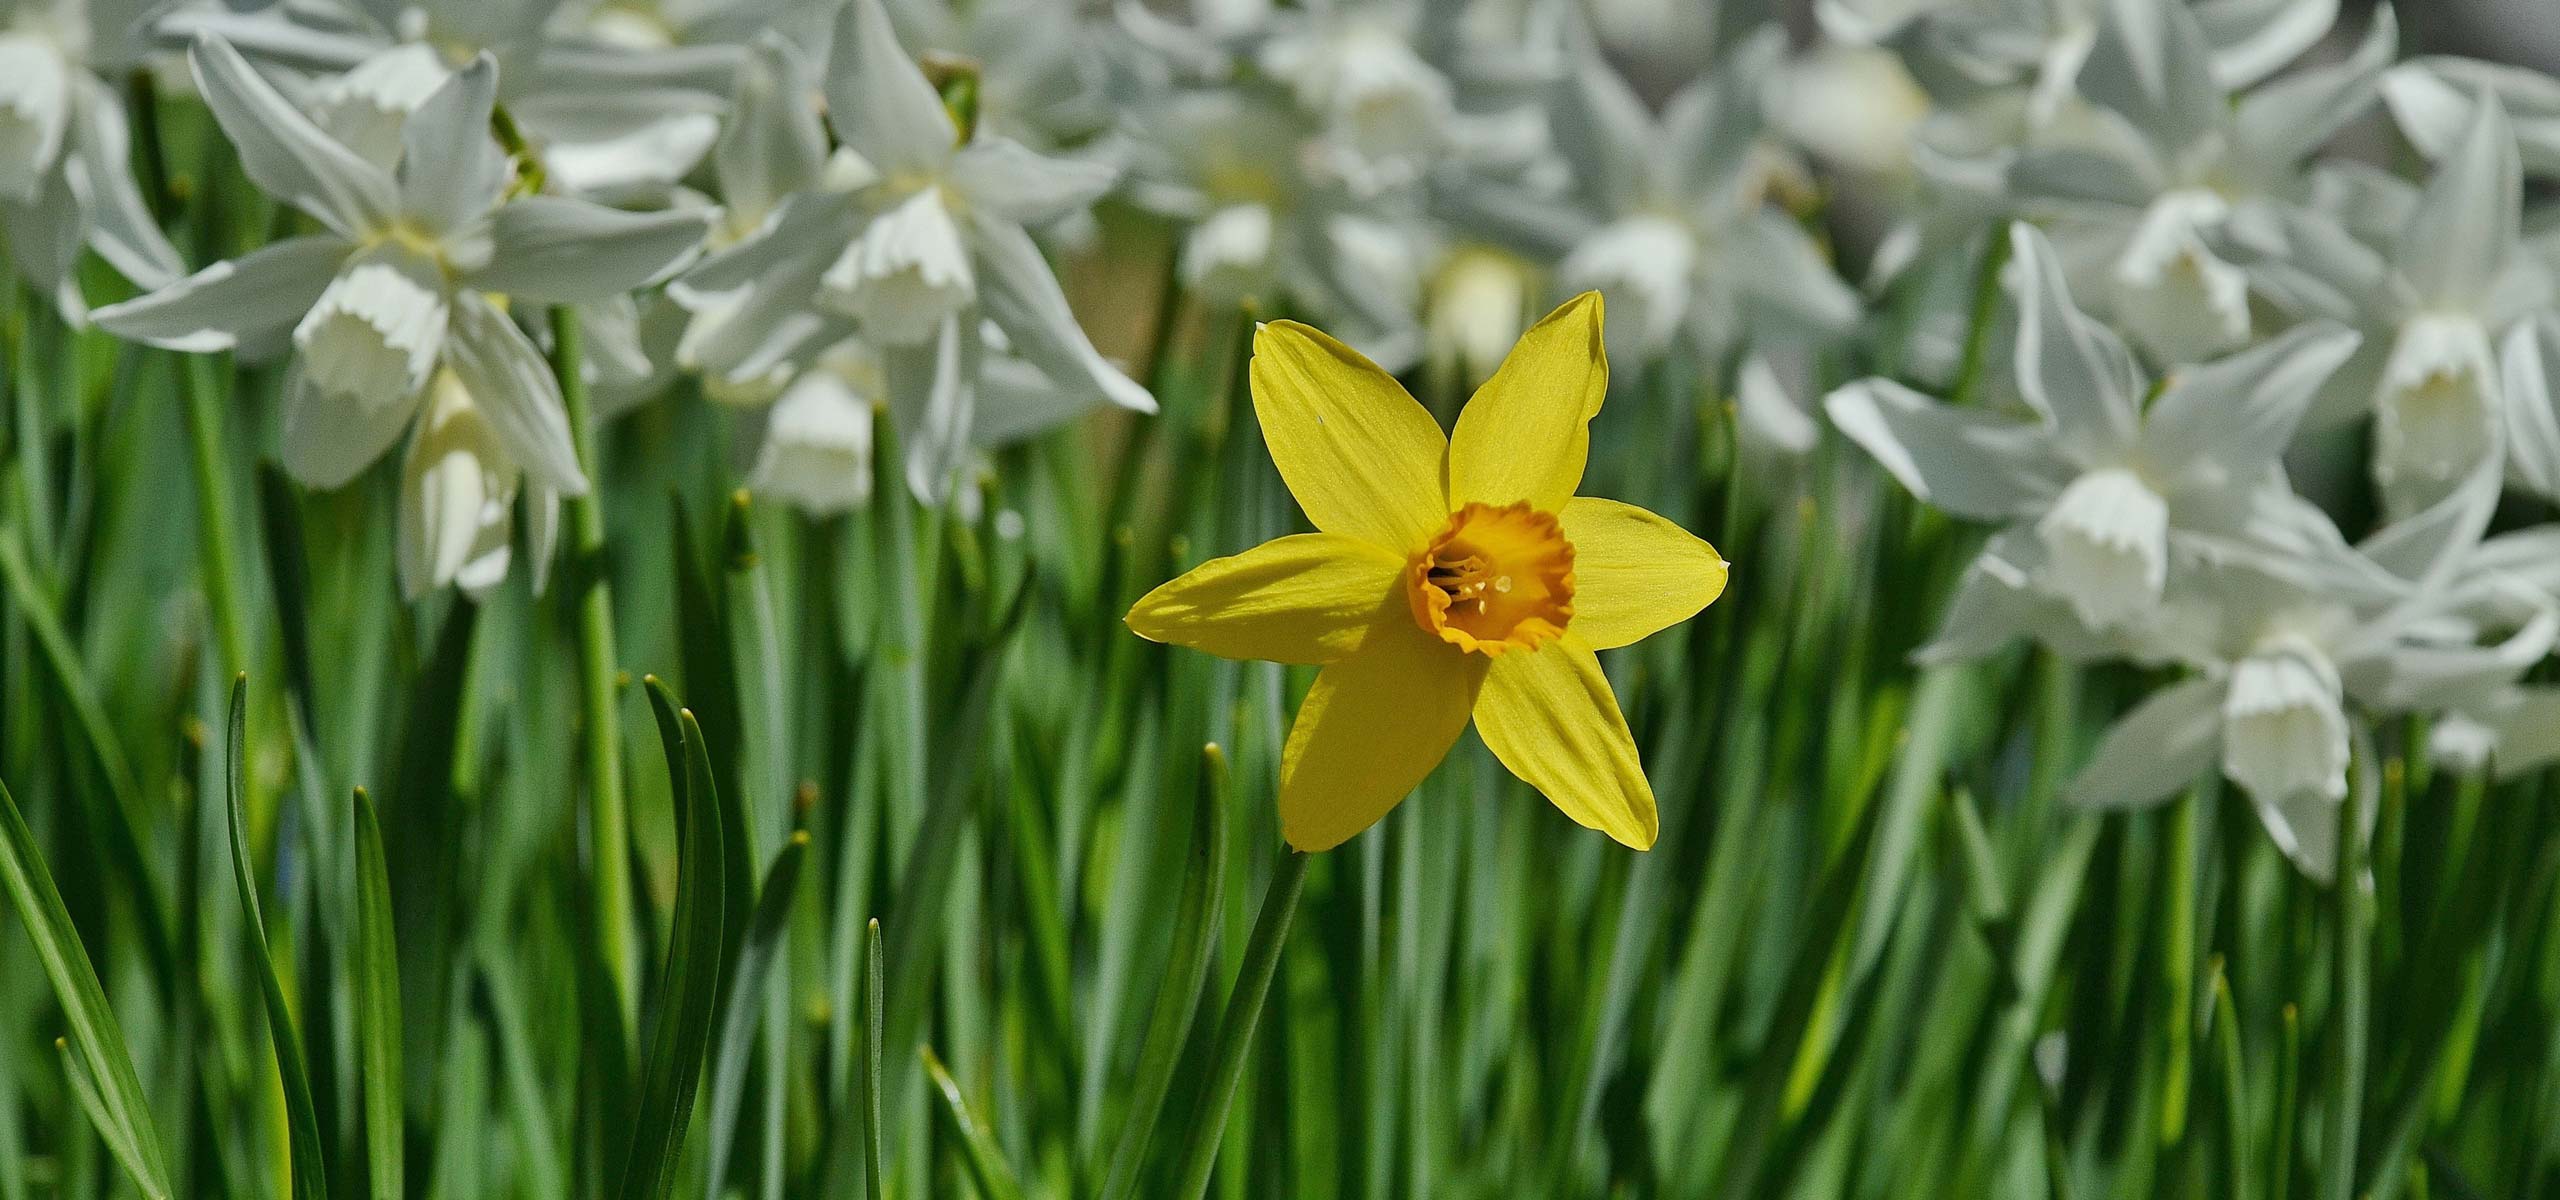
top-left (2161, 784), bottom-right (2199, 1147)
top-left (1949, 227), bottom-right (2012, 407)
top-left (551, 305), bottom-right (633, 1038)
top-left (1173, 847), bottom-right (1309, 1200)
top-left (2320, 732), bottom-right (2377, 1200)
top-left (179, 358), bottom-right (253, 676)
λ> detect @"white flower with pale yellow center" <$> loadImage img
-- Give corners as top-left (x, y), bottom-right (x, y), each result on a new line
top-left (0, 0), bottom-right (182, 318)
top-left (155, 0), bottom-right (737, 202)
top-left (676, 0), bottom-right (1152, 502)
top-left (1830, 223), bottom-right (2361, 639)
top-left (1444, 25), bottom-right (1858, 367)
top-left (2066, 468), bottom-right (2560, 880)
top-left (93, 35), bottom-right (706, 588)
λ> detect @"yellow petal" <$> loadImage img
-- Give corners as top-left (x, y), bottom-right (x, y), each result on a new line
top-left (1126, 533), bottom-right (1407, 664)
top-left (1474, 637), bottom-right (1657, 849)
top-left (1251, 320), bottom-right (1449, 552)
top-left (1559, 497), bottom-right (1728, 650)
top-left (1278, 621), bottom-right (1486, 851)
top-left (1447, 292), bottom-right (1607, 512)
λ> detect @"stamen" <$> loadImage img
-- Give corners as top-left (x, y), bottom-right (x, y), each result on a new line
top-left (1405, 501), bottom-right (1576, 655)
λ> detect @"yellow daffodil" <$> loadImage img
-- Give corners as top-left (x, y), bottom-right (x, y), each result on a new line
top-left (1127, 293), bottom-right (1728, 851)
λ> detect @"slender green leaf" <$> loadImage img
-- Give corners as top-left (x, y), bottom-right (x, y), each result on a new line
top-left (616, 680), bottom-right (730, 1200)
top-left (223, 675), bottom-right (330, 1199)
top-left (352, 787), bottom-right (404, 1200)
top-left (921, 1044), bottom-right (1025, 1200)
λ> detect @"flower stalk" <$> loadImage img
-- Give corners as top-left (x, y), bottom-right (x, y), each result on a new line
top-left (1173, 846), bottom-right (1309, 1199)
top-left (552, 304), bottom-right (634, 1035)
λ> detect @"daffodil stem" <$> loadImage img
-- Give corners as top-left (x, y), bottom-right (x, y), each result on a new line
top-left (1172, 846), bottom-right (1308, 1200)
top-left (1949, 228), bottom-right (2011, 407)
top-left (1172, 844), bottom-right (1310, 1197)
top-left (178, 357), bottom-right (254, 678)
top-left (551, 305), bottom-right (634, 1039)
top-left (2319, 729), bottom-right (2378, 1200)
top-left (129, 70), bottom-right (255, 681)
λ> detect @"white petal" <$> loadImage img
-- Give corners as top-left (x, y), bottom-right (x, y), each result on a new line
top-left (2479, 688), bottom-right (2560, 778)
top-left (2008, 223), bottom-right (2141, 457)
top-left (1178, 203), bottom-right (1275, 297)
top-left (822, 0), bottom-right (956, 177)
top-left (189, 32), bottom-right (398, 238)
top-left (2199, 0), bottom-right (2340, 90)
top-left (2140, 322), bottom-right (2361, 491)
top-left (310, 43), bottom-right (451, 173)
top-left (279, 359), bottom-right (423, 489)
top-left (970, 215), bottom-right (1154, 414)
top-left (972, 343), bottom-right (1108, 445)
top-left (293, 245), bottom-right (449, 414)
top-left (398, 371), bottom-right (519, 599)
top-left (396, 54), bottom-right (507, 236)
top-left (2231, 6), bottom-right (2392, 170)
top-left (715, 38), bottom-right (827, 224)
top-left (1735, 353), bottom-right (1819, 459)
top-left (0, 159), bottom-right (85, 309)
top-left (884, 314), bottom-right (978, 503)
top-left (822, 186), bottom-right (974, 344)
top-left (749, 353), bottom-right (876, 514)
top-left (2076, 0), bottom-right (2222, 155)
top-left (93, 235), bottom-right (349, 353)
top-left (679, 188), bottom-right (857, 295)
top-left (1728, 210), bottom-right (1861, 341)
top-left (1559, 215), bottom-right (1697, 361)
top-left (2222, 638), bottom-right (2350, 813)
top-left (2501, 313), bottom-right (2560, 501)
top-left (2397, 88), bottom-right (2519, 311)
top-left (71, 79), bottom-right (184, 289)
top-left (469, 196), bottom-right (708, 304)
top-left (2110, 190), bottom-right (2252, 362)
top-left (2068, 676), bottom-right (2227, 809)
top-left (1824, 377), bottom-right (2064, 520)
top-left (0, 36), bottom-right (71, 204)
top-left (512, 93), bottom-right (722, 200)
top-left (2372, 313), bottom-right (2501, 515)
top-left (948, 136), bottom-right (1117, 227)
top-left (2036, 467), bottom-right (2169, 629)
top-left (443, 292), bottom-right (588, 496)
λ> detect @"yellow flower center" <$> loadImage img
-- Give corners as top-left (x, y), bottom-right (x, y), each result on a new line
top-left (1406, 501), bottom-right (1575, 655)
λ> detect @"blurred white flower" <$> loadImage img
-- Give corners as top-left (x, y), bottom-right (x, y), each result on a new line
top-left (2067, 466), bottom-right (2559, 880)
top-left (0, 0), bottom-right (182, 318)
top-left (678, 0), bottom-right (1151, 502)
top-left (159, 0), bottom-right (737, 201)
top-left (2001, 1), bottom-right (2392, 364)
top-left (1774, 43), bottom-right (1930, 179)
top-left (398, 367), bottom-right (561, 599)
top-left (1117, 87), bottom-right (1428, 368)
top-left (1830, 223), bottom-right (2359, 632)
top-left (1445, 25), bottom-right (1858, 366)
top-left (94, 37), bottom-right (704, 509)
top-left (749, 341), bottom-right (881, 516)
top-left (2229, 91), bottom-right (2551, 515)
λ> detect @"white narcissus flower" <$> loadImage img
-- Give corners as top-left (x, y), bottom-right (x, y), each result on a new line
top-left (2065, 466), bottom-right (2560, 881)
top-left (0, 0), bottom-right (183, 318)
top-left (749, 342), bottom-right (881, 516)
top-left (1829, 223), bottom-right (2360, 634)
top-left (2231, 91), bottom-right (2552, 515)
top-left (1444, 25), bottom-right (1858, 367)
top-left (2001, 0), bottom-right (2393, 365)
top-left (157, 0), bottom-right (737, 202)
top-left (94, 36), bottom-right (706, 588)
top-left (677, 0), bottom-right (1152, 502)
top-left (398, 368), bottom-right (561, 599)
top-left (1117, 88), bottom-right (1427, 370)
